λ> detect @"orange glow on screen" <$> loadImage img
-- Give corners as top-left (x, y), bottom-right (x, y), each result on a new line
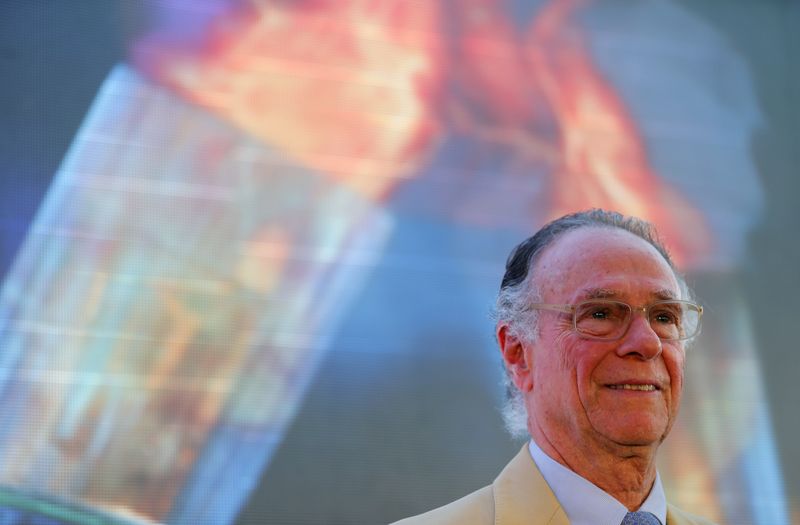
top-left (135, 0), bottom-right (444, 202)
top-left (527, 0), bottom-right (713, 267)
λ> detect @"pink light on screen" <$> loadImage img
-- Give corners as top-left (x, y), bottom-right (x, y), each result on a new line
top-left (133, 0), bottom-right (446, 202)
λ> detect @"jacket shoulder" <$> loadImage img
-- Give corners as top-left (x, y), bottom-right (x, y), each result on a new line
top-left (390, 485), bottom-right (494, 525)
top-left (667, 503), bottom-right (718, 525)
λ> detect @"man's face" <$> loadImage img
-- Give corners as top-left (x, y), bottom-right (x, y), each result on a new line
top-left (524, 227), bottom-right (685, 451)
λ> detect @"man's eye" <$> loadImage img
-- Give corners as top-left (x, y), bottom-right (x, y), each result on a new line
top-left (652, 310), bottom-right (679, 325)
top-left (577, 302), bottom-right (627, 324)
top-left (583, 306), bottom-right (622, 321)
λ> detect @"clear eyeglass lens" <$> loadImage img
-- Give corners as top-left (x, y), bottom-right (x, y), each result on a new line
top-left (575, 301), bottom-right (630, 339)
top-left (574, 300), bottom-right (700, 341)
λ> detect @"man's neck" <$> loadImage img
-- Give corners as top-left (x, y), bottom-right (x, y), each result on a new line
top-left (530, 426), bottom-right (658, 510)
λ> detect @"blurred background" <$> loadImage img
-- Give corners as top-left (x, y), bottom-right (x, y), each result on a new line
top-left (0, 0), bottom-right (797, 524)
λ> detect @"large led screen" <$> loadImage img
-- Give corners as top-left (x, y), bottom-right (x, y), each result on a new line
top-left (0, 1), bottom-right (797, 524)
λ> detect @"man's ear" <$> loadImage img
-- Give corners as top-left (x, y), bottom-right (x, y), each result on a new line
top-left (496, 323), bottom-right (533, 392)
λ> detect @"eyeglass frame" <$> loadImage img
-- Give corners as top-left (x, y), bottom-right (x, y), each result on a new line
top-left (525, 299), bottom-right (703, 341)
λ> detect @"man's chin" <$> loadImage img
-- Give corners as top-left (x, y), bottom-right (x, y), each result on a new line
top-left (595, 422), bottom-right (668, 449)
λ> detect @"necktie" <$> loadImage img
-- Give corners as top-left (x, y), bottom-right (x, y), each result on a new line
top-left (620, 511), bottom-right (662, 525)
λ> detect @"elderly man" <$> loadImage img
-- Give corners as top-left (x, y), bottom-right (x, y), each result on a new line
top-left (394, 210), bottom-right (715, 525)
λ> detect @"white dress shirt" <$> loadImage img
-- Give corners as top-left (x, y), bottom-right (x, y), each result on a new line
top-left (528, 440), bottom-right (667, 525)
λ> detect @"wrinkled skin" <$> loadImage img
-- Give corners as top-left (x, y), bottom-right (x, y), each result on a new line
top-left (497, 227), bottom-right (686, 509)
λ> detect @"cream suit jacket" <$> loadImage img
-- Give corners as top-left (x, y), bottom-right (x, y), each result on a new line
top-left (392, 446), bottom-right (716, 525)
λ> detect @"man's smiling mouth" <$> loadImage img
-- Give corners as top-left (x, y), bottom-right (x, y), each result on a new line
top-left (607, 384), bottom-right (658, 391)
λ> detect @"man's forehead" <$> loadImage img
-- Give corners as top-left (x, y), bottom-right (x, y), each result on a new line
top-left (532, 227), bottom-right (680, 296)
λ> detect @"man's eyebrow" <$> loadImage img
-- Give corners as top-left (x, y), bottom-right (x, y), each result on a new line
top-left (580, 288), bottom-right (678, 300)
top-left (654, 288), bottom-right (678, 300)
top-left (582, 288), bottom-right (617, 299)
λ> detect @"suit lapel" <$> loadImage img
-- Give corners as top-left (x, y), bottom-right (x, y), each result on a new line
top-left (492, 447), bottom-right (705, 525)
top-left (493, 445), bottom-right (570, 525)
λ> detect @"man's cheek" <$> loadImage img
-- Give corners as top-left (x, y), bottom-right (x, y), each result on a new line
top-left (552, 333), bottom-right (577, 371)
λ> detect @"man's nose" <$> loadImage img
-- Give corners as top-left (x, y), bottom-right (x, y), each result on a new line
top-left (616, 312), bottom-right (662, 360)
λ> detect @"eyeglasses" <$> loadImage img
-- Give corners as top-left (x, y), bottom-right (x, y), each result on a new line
top-left (526, 299), bottom-right (703, 341)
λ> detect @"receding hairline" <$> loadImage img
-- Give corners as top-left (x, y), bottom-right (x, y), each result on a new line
top-left (526, 224), bottom-right (683, 298)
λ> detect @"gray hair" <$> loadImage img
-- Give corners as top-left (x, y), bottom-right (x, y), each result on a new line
top-left (491, 209), bottom-right (689, 439)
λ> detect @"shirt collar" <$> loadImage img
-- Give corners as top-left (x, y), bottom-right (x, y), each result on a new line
top-left (528, 439), bottom-right (666, 525)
